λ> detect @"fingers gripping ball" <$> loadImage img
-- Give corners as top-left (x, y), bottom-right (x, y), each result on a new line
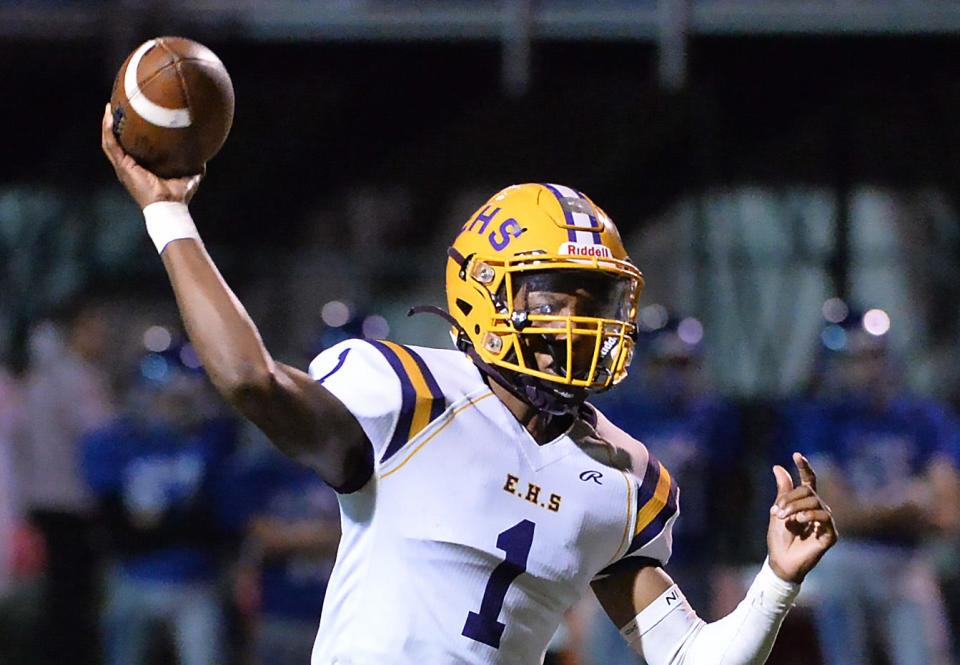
top-left (110, 36), bottom-right (234, 178)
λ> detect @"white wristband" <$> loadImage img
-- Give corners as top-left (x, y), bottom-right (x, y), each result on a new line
top-left (619, 584), bottom-right (693, 647)
top-left (143, 201), bottom-right (201, 254)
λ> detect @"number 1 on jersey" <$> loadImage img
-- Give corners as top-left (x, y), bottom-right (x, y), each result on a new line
top-left (461, 519), bottom-right (536, 649)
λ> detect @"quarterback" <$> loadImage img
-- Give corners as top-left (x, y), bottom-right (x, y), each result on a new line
top-left (101, 105), bottom-right (836, 665)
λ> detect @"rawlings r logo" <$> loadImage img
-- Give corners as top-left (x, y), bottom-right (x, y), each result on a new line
top-left (579, 470), bottom-right (603, 485)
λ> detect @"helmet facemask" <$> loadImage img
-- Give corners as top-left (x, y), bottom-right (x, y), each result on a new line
top-left (485, 264), bottom-right (639, 400)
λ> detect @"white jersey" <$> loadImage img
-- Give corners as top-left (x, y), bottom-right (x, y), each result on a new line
top-left (308, 339), bottom-right (679, 665)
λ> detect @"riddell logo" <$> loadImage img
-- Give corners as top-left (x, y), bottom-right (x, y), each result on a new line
top-left (559, 243), bottom-right (612, 258)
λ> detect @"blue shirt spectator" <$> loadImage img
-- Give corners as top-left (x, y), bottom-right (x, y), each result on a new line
top-left (780, 308), bottom-right (958, 665)
top-left (82, 346), bottom-right (238, 665)
top-left (83, 415), bottom-right (236, 582)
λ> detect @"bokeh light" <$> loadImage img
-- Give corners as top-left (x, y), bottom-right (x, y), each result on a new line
top-left (677, 317), bottom-right (704, 345)
top-left (179, 344), bottom-right (202, 370)
top-left (140, 354), bottom-right (169, 381)
top-left (862, 308), bottom-right (891, 336)
top-left (639, 304), bottom-right (669, 331)
top-left (821, 297), bottom-right (849, 323)
top-left (821, 324), bottom-right (847, 351)
top-left (321, 301), bottom-right (351, 328)
top-left (143, 325), bottom-right (172, 353)
top-left (361, 315), bottom-right (390, 339)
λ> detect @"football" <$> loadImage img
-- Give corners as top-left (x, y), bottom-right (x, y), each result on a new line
top-left (110, 36), bottom-right (234, 178)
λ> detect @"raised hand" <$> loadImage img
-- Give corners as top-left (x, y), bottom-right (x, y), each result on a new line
top-left (100, 103), bottom-right (203, 210)
top-left (767, 452), bottom-right (838, 584)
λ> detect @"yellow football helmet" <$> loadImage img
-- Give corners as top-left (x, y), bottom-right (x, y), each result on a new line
top-left (445, 183), bottom-right (644, 406)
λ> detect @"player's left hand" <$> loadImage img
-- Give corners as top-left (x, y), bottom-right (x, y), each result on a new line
top-left (766, 452), bottom-right (838, 584)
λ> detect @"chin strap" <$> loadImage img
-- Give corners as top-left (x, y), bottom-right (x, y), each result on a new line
top-left (407, 305), bottom-right (583, 417)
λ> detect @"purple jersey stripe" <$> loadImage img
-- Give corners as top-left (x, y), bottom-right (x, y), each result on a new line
top-left (366, 340), bottom-right (417, 464)
top-left (635, 452), bottom-right (662, 508)
top-left (625, 453), bottom-right (663, 555)
top-left (634, 481), bottom-right (679, 546)
top-left (406, 346), bottom-right (446, 422)
top-left (543, 183), bottom-right (579, 243)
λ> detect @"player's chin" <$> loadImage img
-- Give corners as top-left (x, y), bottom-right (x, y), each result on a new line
top-left (545, 376), bottom-right (589, 403)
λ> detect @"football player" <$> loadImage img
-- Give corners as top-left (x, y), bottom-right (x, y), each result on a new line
top-left (101, 104), bottom-right (837, 665)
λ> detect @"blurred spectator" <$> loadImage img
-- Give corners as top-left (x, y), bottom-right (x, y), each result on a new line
top-left (18, 298), bottom-right (116, 665)
top-left (583, 310), bottom-right (742, 663)
top-left (0, 366), bottom-right (21, 598)
top-left (82, 344), bottom-right (237, 665)
top-left (930, 433), bottom-right (960, 665)
top-left (225, 432), bottom-right (341, 665)
top-left (0, 366), bottom-right (46, 665)
top-left (781, 305), bottom-right (958, 665)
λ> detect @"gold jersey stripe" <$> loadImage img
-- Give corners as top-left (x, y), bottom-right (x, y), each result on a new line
top-left (634, 463), bottom-right (672, 537)
top-left (380, 340), bottom-right (439, 442)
